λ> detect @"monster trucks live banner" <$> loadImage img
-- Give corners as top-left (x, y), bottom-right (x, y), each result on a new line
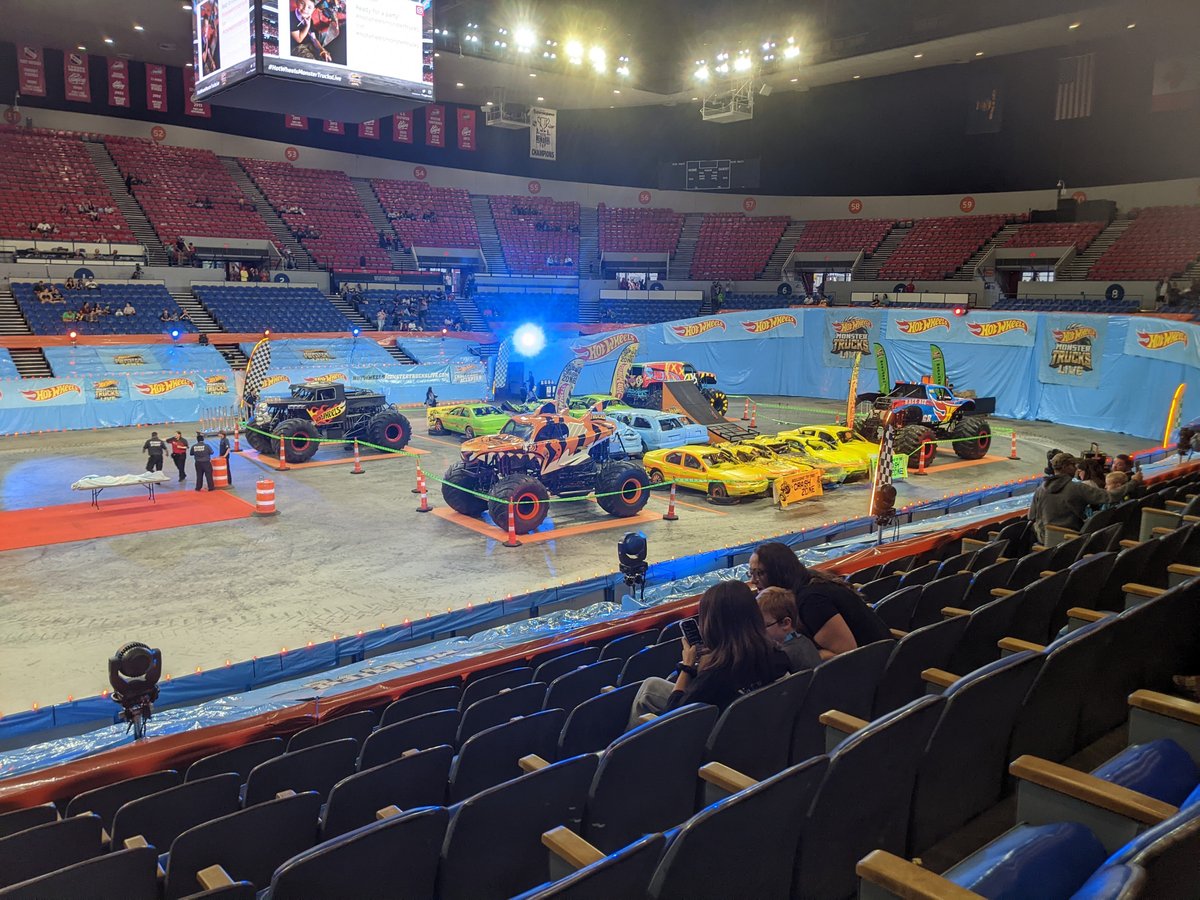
top-left (825, 310), bottom-right (886, 368)
top-left (1038, 314), bottom-right (1107, 388)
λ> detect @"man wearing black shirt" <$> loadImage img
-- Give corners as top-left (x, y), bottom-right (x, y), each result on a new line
top-left (142, 431), bottom-right (166, 472)
top-left (191, 433), bottom-right (215, 491)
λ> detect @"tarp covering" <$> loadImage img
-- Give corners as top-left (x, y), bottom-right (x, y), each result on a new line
top-left (0, 350), bottom-right (18, 378)
top-left (237, 338), bottom-right (398, 369)
top-left (43, 343), bottom-right (231, 376)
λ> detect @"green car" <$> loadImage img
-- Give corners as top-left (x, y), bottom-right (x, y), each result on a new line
top-left (567, 394), bottom-right (632, 413)
top-left (427, 403), bottom-right (511, 438)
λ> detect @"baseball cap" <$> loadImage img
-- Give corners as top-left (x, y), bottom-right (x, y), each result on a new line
top-left (1050, 452), bottom-right (1078, 471)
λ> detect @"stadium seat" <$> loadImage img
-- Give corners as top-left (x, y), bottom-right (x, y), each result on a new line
top-left (511, 833), bottom-right (666, 900)
top-left (0, 846), bottom-right (159, 900)
top-left (286, 710), bottom-right (378, 753)
top-left (448, 708), bottom-right (567, 803)
top-left (242, 738), bottom-right (359, 806)
top-left (457, 682), bottom-right (550, 746)
top-left (358, 710), bottom-right (460, 769)
top-left (0, 805), bottom-right (57, 841)
top-left (185, 738), bottom-right (285, 784)
top-left (12, 281), bottom-right (196, 337)
top-left (65, 770), bottom-right (182, 836)
top-left (489, 196), bottom-right (580, 275)
top-left (193, 285), bottom-right (351, 334)
top-left (908, 572), bottom-right (973, 630)
top-left (111, 773), bottom-right (242, 854)
top-left (703, 670), bottom-right (811, 784)
top-left (320, 746), bottom-right (453, 839)
top-left (380, 685), bottom-right (462, 726)
top-left (557, 682), bottom-right (643, 759)
top-left (794, 218), bottom-right (894, 254)
top-left (791, 640), bottom-right (893, 762)
top-left (871, 616), bottom-right (969, 717)
top-left (459, 666), bottom-right (534, 710)
top-left (371, 179), bottom-right (481, 250)
top-left (944, 590), bottom-right (1027, 675)
top-left (598, 204), bottom-right (684, 254)
top-left (879, 215), bottom-right (1007, 280)
top-left (618, 638), bottom-right (684, 685)
top-left (598, 630), bottom-right (660, 663)
top-left (873, 585), bottom-right (924, 631)
top-left (1089, 206), bottom-right (1200, 280)
top-left (543, 660), bottom-right (623, 713)
top-left (532, 647), bottom-right (602, 684)
top-left (690, 213), bottom-right (789, 280)
top-left (0, 815), bottom-right (103, 890)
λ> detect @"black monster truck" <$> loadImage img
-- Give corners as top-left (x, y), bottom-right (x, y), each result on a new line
top-left (854, 381), bottom-right (995, 468)
top-left (441, 406), bottom-right (650, 535)
top-left (247, 382), bottom-right (412, 463)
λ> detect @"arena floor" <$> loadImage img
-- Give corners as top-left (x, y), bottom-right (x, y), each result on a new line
top-left (0, 396), bottom-right (1152, 714)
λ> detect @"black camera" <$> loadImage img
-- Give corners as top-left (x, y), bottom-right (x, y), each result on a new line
top-left (108, 642), bottom-right (163, 740)
top-left (618, 532), bottom-right (649, 599)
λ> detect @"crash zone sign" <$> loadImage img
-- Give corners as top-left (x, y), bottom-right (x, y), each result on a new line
top-left (774, 469), bottom-right (824, 508)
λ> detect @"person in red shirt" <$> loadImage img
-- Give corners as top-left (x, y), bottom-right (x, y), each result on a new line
top-left (168, 431), bottom-right (189, 483)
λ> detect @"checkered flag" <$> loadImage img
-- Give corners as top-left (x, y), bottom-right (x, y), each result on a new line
top-left (870, 415), bottom-right (896, 518)
top-left (242, 336), bottom-right (272, 410)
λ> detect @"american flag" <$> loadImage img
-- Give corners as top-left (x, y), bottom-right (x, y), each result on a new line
top-left (242, 336), bottom-right (272, 408)
top-left (870, 416), bottom-right (896, 515)
top-left (1056, 53), bottom-right (1095, 121)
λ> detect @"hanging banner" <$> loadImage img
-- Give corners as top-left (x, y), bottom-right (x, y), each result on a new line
top-left (323, 119), bottom-right (344, 135)
top-left (529, 107), bottom-right (557, 161)
top-left (873, 343), bottom-right (892, 392)
top-left (17, 46), bottom-right (46, 97)
top-left (457, 108), bottom-right (476, 150)
top-left (1039, 316), bottom-right (1106, 388)
top-left (425, 104), bottom-right (445, 147)
top-left (393, 111), bottom-right (414, 144)
top-left (182, 68), bottom-right (210, 118)
top-left (63, 52), bottom-right (91, 103)
top-left (825, 310), bottom-right (884, 367)
top-left (845, 352), bottom-right (863, 429)
top-left (284, 114), bottom-right (308, 129)
top-left (145, 63), bottom-right (168, 112)
top-left (358, 119), bottom-right (379, 139)
top-left (885, 311), bottom-right (1035, 346)
top-left (1123, 321), bottom-right (1199, 368)
top-left (663, 312), bottom-right (802, 344)
top-left (107, 58), bottom-right (130, 107)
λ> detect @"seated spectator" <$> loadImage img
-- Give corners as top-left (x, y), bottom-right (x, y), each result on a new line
top-left (160, 309), bottom-right (173, 322)
top-left (64, 277), bottom-right (77, 290)
top-left (62, 309), bottom-right (77, 322)
top-left (563, 255), bottom-right (574, 266)
top-left (178, 310), bottom-right (192, 322)
top-left (749, 542), bottom-right (890, 658)
top-left (1028, 452), bottom-right (1111, 544)
top-left (757, 586), bottom-right (822, 673)
top-left (84, 277), bottom-right (98, 289)
top-left (122, 301), bottom-right (136, 316)
top-left (627, 580), bottom-right (790, 728)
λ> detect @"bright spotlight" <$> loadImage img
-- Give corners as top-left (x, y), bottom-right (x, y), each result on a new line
top-left (512, 323), bottom-right (547, 358)
top-left (170, 328), bottom-right (181, 340)
top-left (589, 46), bottom-right (607, 73)
top-left (351, 326), bottom-right (361, 337)
top-left (694, 65), bottom-right (709, 81)
top-left (733, 55), bottom-right (752, 72)
top-left (514, 26), bottom-right (536, 50)
top-left (565, 39), bottom-right (583, 63)
top-left (783, 45), bottom-right (800, 59)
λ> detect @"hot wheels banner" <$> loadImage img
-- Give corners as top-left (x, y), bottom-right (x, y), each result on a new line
top-left (1123, 321), bottom-right (1200, 368)
top-left (886, 311), bottom-right (1035, 346)
top-left (1039, 315), bottom-right (1105, 387)
top-left (825, 311), bottom-right (884, 367)
top-left (662, 313), bottom-right (802, 344)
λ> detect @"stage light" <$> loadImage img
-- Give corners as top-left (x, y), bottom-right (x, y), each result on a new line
top-left (953, 306), bottom-right (967, 317)
top-left (68, 330), bottom-right (77, 340)
top-left (514, 26), bottom-right (536, 51)
top-left (734, 56), bottom-right (752, 72)
top-left (513, 323), bottom-right (547, 358)
top-left (170, 328), bottom-right (181, 339)
top-left (616, 64), bottom-right (629, 76)
top-left (694, 65), bottom-right (709, 81)
top-left (108, 642), bottom-right (162, 741)
top-left (566, 40), bottom-right (584, 63)
top-left (263, 329), bottom-right (271, 337)
top-left (589, 46), bottom-right (607, 73)
top-left (783, 45), bottom-right (800, 59)
top-left (716, 62), bottom-right (729, 74)
top-left (351, 326), bottom-right (361, 337)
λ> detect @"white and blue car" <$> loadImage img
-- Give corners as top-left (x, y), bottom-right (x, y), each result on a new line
top-left (607, 409), bottom-right (709, 452)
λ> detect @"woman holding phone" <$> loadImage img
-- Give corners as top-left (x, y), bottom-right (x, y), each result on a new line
top-left (627, 580), bottom-right (789, 728)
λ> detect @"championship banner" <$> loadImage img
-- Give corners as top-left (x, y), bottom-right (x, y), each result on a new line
top-left (358, 119), bottom-right (380, 139)
top-left (663, 312), bottom-right (802, 344)
top-left (63, 52), bottom-right (91, 103)
top-left (1123, 321), bottom-right (1199, 368)
top-left (107, 58), bottom-right (130, 107)
top-left (1039, 315), bottom-right (1105, 388)
top-left (17, 46), bottom-right (46, 97)
top-left (529, 107), bottom-right (557, 161)
top-left (285, 114), bottom-right (308, 129)
top-left (183, 68), bottom-right (211, 118)
top-left (457, 108), bottom-right (476, 151)
top-left (425, 104), bottom-right (445, 148)
top-left (323, 119), bottom-right (344, 135)
top-left (825, 310), bottom-right (883, 367)
top-left (145, 63), bottom-right (168, 112)
top-left (393, 111), bottom-right (414, 144)
top-left (609, 340), bottom-right (640, 398)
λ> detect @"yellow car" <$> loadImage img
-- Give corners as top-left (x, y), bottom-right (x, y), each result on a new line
top-left (722, 441), bottom-right (820, 484)
top-left (739, 436), bottom-right (846, 485)
top-left (777, 425), bottom-right (875, 479)
top-left (643, 446), bottom-right (770, 502)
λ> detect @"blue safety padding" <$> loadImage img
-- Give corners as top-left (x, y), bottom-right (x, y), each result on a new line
top-left (1091, 739), bottom-right (1200, 807)
top-left (943, 822), bottom-right (1107, 900)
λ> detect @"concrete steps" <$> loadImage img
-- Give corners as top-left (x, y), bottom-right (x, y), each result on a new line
top-left (855, 223), bottom-right (909, 280)
top-left (350, 178), bottom-right (418, 270)
top-left (84, 140), bottom-right (167, 265)
top-left (0, 288), bottom-right (32, 336)
top-left (170, 290), bottom-right (221, 334)
top-left (327, 293), bottom-right (373, 330)
top-left (1059, 218), bottom-right (1130, 280)
top-left (951, 222), bottom-right (1021, 281)
top-left (763, 220), bottom-right (807, 281)
top-left (470, 196), bottom-right (509, 275)
top-left (671, 213), bottom-right (705, 279)
top-left (578, 206), bottom-right (600, 277)
top-left (214, 342), bottom-right (249, 370)
top-left (219, 158), bottom-right (319, 270)
top-left (8, 347), bottom-right (53, 378)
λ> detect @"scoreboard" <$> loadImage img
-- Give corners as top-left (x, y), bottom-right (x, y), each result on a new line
top-left (685, 159), bottom-right (733, 191)
top-left (658, 159), bottom-right (760, 192)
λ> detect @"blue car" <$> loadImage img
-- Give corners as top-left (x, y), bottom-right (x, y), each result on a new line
top-left (608, 409), bottom-right (709, 452)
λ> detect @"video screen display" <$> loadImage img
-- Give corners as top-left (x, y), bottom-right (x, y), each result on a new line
top-left (193, 0), bottom-right (258, 101)
top-left (265, 0), bottom-right (433, 102)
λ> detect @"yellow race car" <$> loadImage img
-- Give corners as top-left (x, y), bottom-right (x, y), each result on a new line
top-left (643, 445), bottom-right (770, 503)
top-left (721, 441), bottom-right (822, 484)
top-left (777, 425), bottom-right (874, 479)
top-left (738, 436), bottom-right (846, 485)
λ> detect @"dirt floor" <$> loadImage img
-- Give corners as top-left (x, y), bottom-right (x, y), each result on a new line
top-left (0, 397), bottom-right (1150, 713)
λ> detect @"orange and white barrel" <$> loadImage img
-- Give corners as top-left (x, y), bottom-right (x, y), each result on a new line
top-left (254, 478), bottom-right (278, 517)
top-left (212, 457), bottom-right (230, 489)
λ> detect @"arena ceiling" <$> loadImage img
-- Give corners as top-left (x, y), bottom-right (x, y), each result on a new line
top-left (5, 0), bottom-right (1193, 111)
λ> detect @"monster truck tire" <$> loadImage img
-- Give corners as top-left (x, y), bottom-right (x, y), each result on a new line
top-left (246, 426), bottom-right (273, 454)
top-left (442, 462), bottom-right (488, 516)
top-left (276, 418), bottom-right (321, 463)
top-left (489, 475), bottom-right (550, 535)
top-left (595, 460), bottom-right (651, 517)
top-left (951, 416), bottom-right (992, 460)
top-left (893, 424), bottom-right (937, 469)
top-left (707, 389), bottom-right (729, 418)
top-left (429, 417), bottom-right (446, 435)
top-left (369, 410), bottom-right (412, 451)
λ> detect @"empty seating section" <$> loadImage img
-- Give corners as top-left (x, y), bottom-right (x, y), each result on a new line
top-left (993, 296), bottom-right (1140, 314)
top-left (103, 138), bottom-right (275, 248)
top-left (601, 298), bottom-right (702, 324)
top-left (794, 218), bottom-right (893, 253)
top-left (0, 130), bottom-right (130, 243)
top-left (597, 206), bottom-right (684, 253)
top-left (1089, 206), bottom-right (1200, 280)
top-left (690, 213), bottom-right (788, 279)
top-left (193, 285), bottom-right (351, 333)
top-left (369, 180), bottom-right (480, 249)
top-left (478, 293), bottom-right (580, 322)
top-left (1002, 221), bottom-right (1105, 251)
top-left (2, 472), bottom-right (1200, 897)
top-left (879, 215), bottom-right (1007, 280)
top-left (11, 282), bottom-right (192, 336)
top-left (239, 159), bottom-right (388, 272)
top-left (489, 196), bottom-right (580, 274)
top-left (723, 292), bottom-right (797, 310)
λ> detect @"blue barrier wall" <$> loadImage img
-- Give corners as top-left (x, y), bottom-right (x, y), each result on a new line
top-left (0, 350), bottom-right (16, 379)
top-left (43, 343), bottom-right (230, 377)
top-left (236, 337), bottom-right (399, 369)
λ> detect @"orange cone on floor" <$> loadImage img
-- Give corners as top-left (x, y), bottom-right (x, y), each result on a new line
top-left (503, 499), bottom-right (522, 547)
top-left (915, 442), bottom-right (928, 476)
top-left (750, 404), bottom-right (757, 429)
top-left (233, 422), bottom-right (241, 452)
top-left (254, 479), bottom-right (278, 516)
top-left (277, 436), bottom-right (288, 471)
top-left (415, 465), bottom-right (431, 512)
top-left (662, 481), bottom-right (679, 521)
top-left (1009, 432), bottom-right (1019, 460)
top-left (351, 440), bottom-right (364, 475)
top-left (741, 398), bottom-right (750, 421)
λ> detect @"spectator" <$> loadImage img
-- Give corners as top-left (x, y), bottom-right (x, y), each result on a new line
top-left (159, 309), bottom-right (174, 322)
top-left (1027, 452), bottom-right (1111, 544)
top-left (123, 301), bottom-right (136, 316)
top-left (376, 308), bottom-right (387, 331)
top-left (425, 387), bottom-right (438, 407)
top-left (748, 541), bottom-right (890, 658)
top-left (627, 580), bottom-right (789, 727)
top-left (168, 432), bottom-right (189, 483)
top-left (240, 266), bottom-right (250, 283)
top-left (65, 277), bottom-right (77, 290)
top-left (1104, 471), bottom-right (1132, 505)
top-left (757, 586), bottom-right (822, 672)
top-left (84, 277), bottom-right (98, 290)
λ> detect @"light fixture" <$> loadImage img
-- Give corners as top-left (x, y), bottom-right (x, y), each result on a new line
top-left (694, 65), bottom-right (709, 81)
top-left (616, 64), bottom-right (629, 76)
top-left (783, 45), bottom-right (799, 59)
top-left (104, 37), bottom-right (114, 44)
top-left (529, 72), bottom-right (537, 77)
top-left (537, 96), bottom-right (544, 101)
top-left (733, 55), bottom-right (751, 72)
top-left (1068, 21), bottom-right (1081, 29)
top-left (913, 52), bottom-right (923, 58)
top-left (589, 45), bottom-right (606, 73)
top-left (77, 44), bottom-right (86, 50)
top-left (185, 62), bottom-right (193, 67)
top-left (790, 77), bottom-right (798, 82)
top-left (565, 39), bottom-right (584, 63)
top-left (133, 24), bottom-right (144, 31)
top-left (514, 26), bottom-right (536, 51)
top-left (485, 100), bottom-right (493, 106)
top-left (1126, 21), bottom-right (1136, 28)
top-left (181, 2), bottom-right (190, 8)
top-left (975, 51), bottom-right (984, 56)
top-left (613, 89), bottom-right (620, 94)
top-left (853, 74), bottom-right (861, 79)
top-left (455, 81), bottom-right (464, 87)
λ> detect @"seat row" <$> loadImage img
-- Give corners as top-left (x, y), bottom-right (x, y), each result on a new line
top-left (690, 213), bottom-right (789, 280)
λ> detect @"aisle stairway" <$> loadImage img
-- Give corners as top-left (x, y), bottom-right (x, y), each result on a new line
top-left (469, 196), bottom-right (508, 274)
top-left (763, 220), bottom-right (807, 281)
top-left (170, 290), bottom-right (220, 334)
top-left (577, 294), bottom-right (600, 324)
top-left (670, 213), bottom-right (704, 279)
top-left (1059, 218), bottom-right (1131, 280)
top-left (9, 347), bottom-right (52, 378)
top-left (328, 293), bottom-right (373, 331)
top-left (84, 140), bottom-right (168, 265)
top-left (452, 295), bottom-right (487, 332)
top-left (214, 342), bottom-right (249, 370)
top-left (0, 286), bottom-right (32, 335)
top-left (854, 223), bottom-right (909, 281)
top-left (951, 222), bottom-right (1021, 280)
top-left (219, 159), bottom-right (319, 271)
top-left (578, 206), bottom-right (600, 277)
top-left (350, 179), bottom-right (418, 270)
top-left (384, 343), bottom-right (417, 364)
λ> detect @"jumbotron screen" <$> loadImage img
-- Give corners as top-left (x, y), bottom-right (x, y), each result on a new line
top-left (193, 0), bottom-right (434, 105)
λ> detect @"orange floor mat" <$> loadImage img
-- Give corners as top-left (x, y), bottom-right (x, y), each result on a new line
top-left (0, 490), bottom-right (256, 552)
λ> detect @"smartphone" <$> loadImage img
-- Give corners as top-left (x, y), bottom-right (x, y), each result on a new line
top-left (679, 617), bottom-right (703, 648)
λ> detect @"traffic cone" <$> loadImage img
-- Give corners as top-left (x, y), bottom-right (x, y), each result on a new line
top-left (503, 499), bottom-right (522, 547)
top-left (750, 404), bottom-right (757, 429)
top-left (741, 398), bottom-right (750, 421)
top-left (277, 435), bottom-right (288, 471)
top-left (351, 440), bottom-right (364, 475)
top-left (662, 481), bottom-right (679, 521)
top-left (915, 442), bottom-right (928, 476)
top-left (415, 465), bottom-right (431, 512)
top-left (411, 463), bottom-right (422, 493)
top-left (233, 422), bottom-right (241, 452)
top-left (1009, 431), bottom-right (1019, 460)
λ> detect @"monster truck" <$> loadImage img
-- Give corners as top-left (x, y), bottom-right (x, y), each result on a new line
top-left (441, 403), bottom-right (651, 534)
top-left (621, 361), bottom-right (729, 417)
top-left (246, 382), bottom-right (412, 463)
top-left (853, 381), bottom-right (995, 468)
